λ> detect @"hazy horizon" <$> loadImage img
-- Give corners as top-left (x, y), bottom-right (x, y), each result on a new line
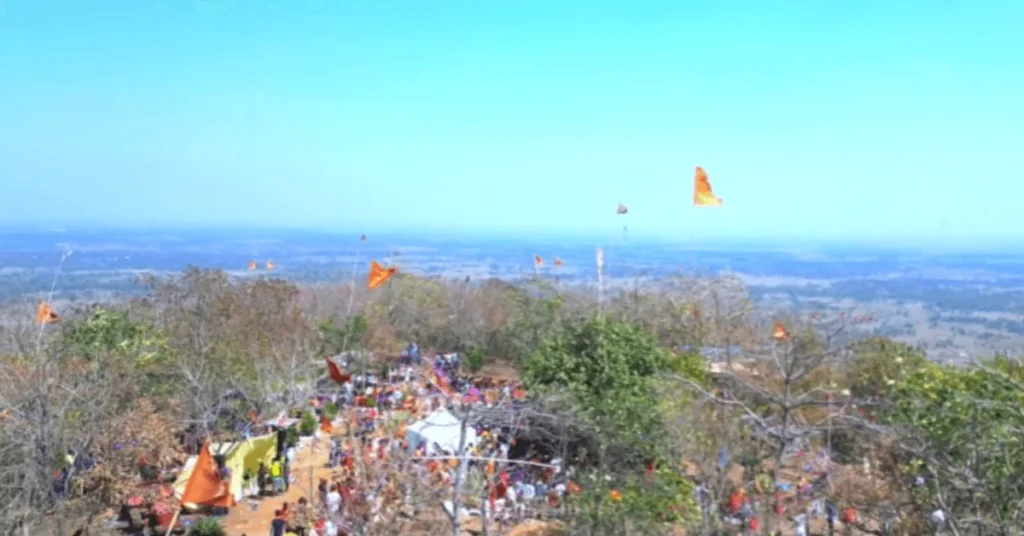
top-left (3, 224), bottom-right (1024, 256)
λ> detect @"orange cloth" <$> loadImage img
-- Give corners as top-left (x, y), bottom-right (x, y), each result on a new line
top-left (368, 260), bottom-right (397, 289)
top-left (180, 440), bottom-right (234, 508)
top-left (693, 166), bottom-right (723, 206)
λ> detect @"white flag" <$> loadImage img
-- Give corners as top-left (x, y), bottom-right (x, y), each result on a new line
top-left (596, 247), bottom-right (604, 272)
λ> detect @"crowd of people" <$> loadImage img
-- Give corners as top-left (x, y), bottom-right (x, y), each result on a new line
top-left (240, 345), bottom-right (948, 536)
top-left (250, 348), bottom-right (577, 536)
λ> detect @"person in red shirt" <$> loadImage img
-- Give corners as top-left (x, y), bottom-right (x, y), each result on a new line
top-left (342, 477), bottom-right (356, 502)
top-left (728, 488), bottom-right (746, 514)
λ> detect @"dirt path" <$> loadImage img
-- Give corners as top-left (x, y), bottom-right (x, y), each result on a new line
top-left (222, 436), bottom-right (335, 535)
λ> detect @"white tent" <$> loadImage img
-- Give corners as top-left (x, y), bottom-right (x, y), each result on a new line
top-left (406, 409), bottom-right (477, 455)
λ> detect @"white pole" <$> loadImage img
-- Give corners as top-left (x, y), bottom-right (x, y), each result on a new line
top-left (596, 247), bottom-right (605, 314)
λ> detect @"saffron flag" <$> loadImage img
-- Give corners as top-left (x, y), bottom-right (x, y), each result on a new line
top-left (179, 440), bottom-right (234, 508)
top-left (35, 302), bottom-right (59, 324)
top-left (265, 261), bottom-right (275, 270)
top-left (533, 255), bottom-right (543, 266)
top-left (693, 166), bottom-right (723, 207)
top-left (433, 371), bottom-right (455, 397)
top-left (772, 322), bottom-right (789, 342)
top-left (553, 257), bottom-right (563, 266)
top-left (326, 358), bottom-right (350, 384)
top-left (368, 260), bottom-right (396, 290)
top-left (247, 260), bottom-right (257, 271)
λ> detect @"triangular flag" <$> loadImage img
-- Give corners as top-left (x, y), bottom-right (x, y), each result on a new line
top-left (772, 322), bottom-right (789, 341)
top-left (179, 440), bottom-right (234, 508)
top-left (35, 302), bottom-right (59, 324)
top-left (326, 358), bottom-right (351, 384)
top-left (693, 166), bottom-right (723, 207)
top-left (247, 260), bottom-right (257, 271)
top-left (368, 260), bottom-right (397, 290)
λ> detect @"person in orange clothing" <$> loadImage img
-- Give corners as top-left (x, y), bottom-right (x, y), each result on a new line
top-left (728, 488), bottom-right (747, 515)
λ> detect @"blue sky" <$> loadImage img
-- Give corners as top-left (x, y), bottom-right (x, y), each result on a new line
top-left (1, 0), bottom-right (1022, 246)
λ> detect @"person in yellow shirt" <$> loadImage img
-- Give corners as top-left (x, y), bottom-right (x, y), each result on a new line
top-left (270, 458), bottom-right (285, 494)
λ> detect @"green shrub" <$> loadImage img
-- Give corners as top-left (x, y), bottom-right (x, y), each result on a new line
top-left (188, 517), bottom-right (226, 536)
top-left (299, 412), bottom-right (317, 436)
top-left (323, 401), bottom-right (338, 421)
top-left (464, 346), bottom-right (484, 373)
top-left (286, 426), bottom-right (299, 447)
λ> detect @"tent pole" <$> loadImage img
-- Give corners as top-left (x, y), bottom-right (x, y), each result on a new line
top-left (163, 508), bottom-right (181, 536)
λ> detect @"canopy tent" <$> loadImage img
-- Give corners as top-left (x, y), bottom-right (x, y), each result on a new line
top-left (405, 409), bottom-right (478, 455)
top-left (173, 433), bottom-right (277, 503)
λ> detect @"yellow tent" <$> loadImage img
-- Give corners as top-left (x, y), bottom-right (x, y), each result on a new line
top-left (174, 434), bottom-right (278, 503)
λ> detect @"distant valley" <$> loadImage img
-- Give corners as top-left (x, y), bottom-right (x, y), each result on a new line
top-left (3, 229), bottom-right (1024, 362)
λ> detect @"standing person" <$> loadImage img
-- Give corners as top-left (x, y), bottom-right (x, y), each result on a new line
top-left (258, 463), bottom-right (269, 496)
top-left (276, 427), bottom-right (288, 460)
top-left (323, 518), bottom-right (337, 536)
top-left (291, 497), bottom-right (311, 536)
top-left (271, 458), bottom-right (285, 494)
top-left (326, 484), bottom-right (342, 516)
top-left (317, 479), bottom-right (329, 511)
top-left (794, 512), bottom-right (808, 536)
top-left (826, 500), bottom-right (837, 536)
top-left (242, 468), bottom-right (253, 498)
top-left (270, 510), bottom-right (287, 536)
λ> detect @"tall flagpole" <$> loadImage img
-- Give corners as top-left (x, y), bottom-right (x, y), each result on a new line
top-left (596, 247), bottom-right (604, 314)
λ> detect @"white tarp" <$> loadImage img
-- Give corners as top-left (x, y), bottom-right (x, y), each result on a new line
top-left (405, 409), bottom-right (478, 455)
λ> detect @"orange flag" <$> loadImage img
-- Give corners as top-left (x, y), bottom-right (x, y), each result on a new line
top-left (247, 260), bottom-right (257, 271)
top-left (35, 302), bottom-right (59, 324)
top-left (326, 358), bottom-right (351, 384)
top-left (693, 166), bottom-right (723, 207)
top-left (772, 322), bottom-right (789, 342)
top-left (179, 440), bottom-right (234, 508)
top-left (553, 257), bottom-right (564, 266)
top-left (533, 255), bottom-right (544, 266)
top-left (433, 371), bottom-right (454, 397)
top-left (368, 260), bottom-right (396, 290)
top-left (265, 261), bottom-right (275, 270)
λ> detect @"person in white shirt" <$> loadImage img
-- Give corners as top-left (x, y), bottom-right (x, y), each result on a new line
top-left (794, 513), bottom-right (808, 536)
top-left (326, 485), bottom-right (342, 515)
top-left (521, 482), bottom-right (536, 502)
